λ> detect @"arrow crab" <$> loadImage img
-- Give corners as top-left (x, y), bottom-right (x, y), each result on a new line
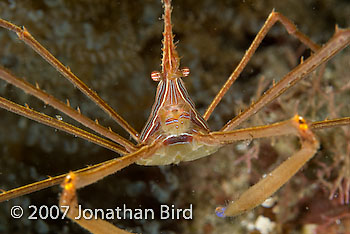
top-left (0, 0), bottom-right (349, 233)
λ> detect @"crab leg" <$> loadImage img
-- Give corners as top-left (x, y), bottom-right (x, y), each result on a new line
top-left (223, 116), bottom-right (319, 216)
top-left (197, 115), bottom-right (319, 216)
top-left (0, 66), bottom-right (137, 152)
top-left (222, 27), bottom-right (350, 131)
top-left (1, 142), bottom-right (160, 233)
top-left (0, 160), bottom-right (103, 202)
top-left (197, 116), bottom-right (350, 216)
top-left (0, 139), bottom-right (160, 202)
top-left (0, 96), bottom-right (127, 155)
top-left (311, 117), bottom-right (350, 130)
top-left (203, 10), bottom-right (321, 120)
top-left (197, 116), bottom-right (350, 146)
top-left (0, 18), bottom-right (140, 141)
top-left (0, 96), bottom-right (140, 202)
top-left (59, 142), bottom-right (161, 234)
top-left (61, 174), bottom-right (133, 234)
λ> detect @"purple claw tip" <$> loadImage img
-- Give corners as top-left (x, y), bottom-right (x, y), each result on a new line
top-left (215, 206), bottom-right (226, 218)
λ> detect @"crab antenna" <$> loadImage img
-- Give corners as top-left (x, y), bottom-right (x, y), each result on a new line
top-left (161, 0), bottom-right (180, 79)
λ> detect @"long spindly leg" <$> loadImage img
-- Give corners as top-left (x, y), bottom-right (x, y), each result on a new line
top-left (222, 116), bottom-right (319, 216)
top-left (0, 159), bottom-right (104, 202)
top-left (0, 96), bottom-right (127, 155)
top-left (58, 142), bottom-right (161, 234)
top-left (197, 116), bottom-right (350, 146)
top-left (311, 117), bottom-right (350, 130)
top-left (1, 142), bottom-right (160, 233)
top-left (0, 95), bottom-right (140, 201)
top-left (60, 173), bottom-right (132, 234)
top-left (196, 116), bottom-right (350, 216)
top-left (0, 139), bottom-right (160, 204)
top-left (0, 18), bottom-right (140, 142)
top-left (0, 148), bottom-right (143, 202)
top-left (203, 11), bottom-right (322, 121)
top-left (0, 66), bottom-right (137, 152)
top-left (222, 28), bottom-right (350, 131)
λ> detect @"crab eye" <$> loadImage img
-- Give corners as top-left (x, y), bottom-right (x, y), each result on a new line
top-left (151, 71), bottom-right (162, 81)
top-left (181, 67), bottom-right (190, 77)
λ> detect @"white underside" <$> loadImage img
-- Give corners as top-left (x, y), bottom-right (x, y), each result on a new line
top-left (136, 140), bottom-right (219, 165)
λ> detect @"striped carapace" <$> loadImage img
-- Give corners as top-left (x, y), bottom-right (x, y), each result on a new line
top-left (138, 0), bottom-right (217, 165)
